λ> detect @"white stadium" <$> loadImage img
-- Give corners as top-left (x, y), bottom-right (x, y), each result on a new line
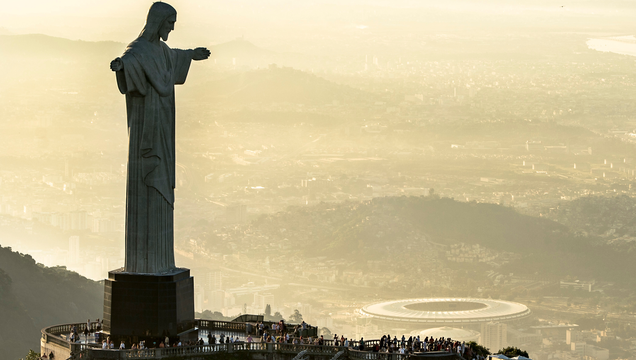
top-left (359, 298), bottom-right (531, 330)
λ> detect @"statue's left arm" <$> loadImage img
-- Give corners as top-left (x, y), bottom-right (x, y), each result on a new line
top-left (170, 47), bottom-right (210, 85)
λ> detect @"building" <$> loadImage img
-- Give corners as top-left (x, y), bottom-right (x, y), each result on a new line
top-left (253, 293), bottom-right (275, 313)
top-left (560, 280), bottom-right (595, 292)
top-left (204, 271), bottom-right (222, 291)
top-left (68, 236), bottom-right (80, 265)
top-left (481, 322), bottom-right (507, 353)
top-left (225, 204), bottom-right (247, 223)
top-left (566, 328), bottom-right (582, 345)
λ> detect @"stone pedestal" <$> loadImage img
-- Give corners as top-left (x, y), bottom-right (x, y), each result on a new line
top-left (103, 268), bottom-right (194, 343)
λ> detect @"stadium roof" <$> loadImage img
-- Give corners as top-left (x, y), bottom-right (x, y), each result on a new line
top-left (360, 298), bottom-right (531, 324)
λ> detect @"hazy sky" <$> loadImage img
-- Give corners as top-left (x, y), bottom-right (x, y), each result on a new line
top-left (3, 0), bottom-right (636, 45)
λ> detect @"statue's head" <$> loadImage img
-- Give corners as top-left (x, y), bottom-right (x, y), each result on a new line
top-left (140, 2), bottom-right (177, 41)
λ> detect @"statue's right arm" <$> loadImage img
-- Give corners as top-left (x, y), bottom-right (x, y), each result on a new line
top-left (111, 58), bottom-right (128, 94)
top-left (110, 58), bottom-right (123, 72)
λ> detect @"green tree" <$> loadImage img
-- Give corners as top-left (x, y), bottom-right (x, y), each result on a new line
top-left (467, 341), bottom-right (491, 357)
top-left (497, 347), bottom-right (529, 358)
top-left (273, 311), bottom-right (284, 321)
top-left (320, 327), bottom-right (332, 337)
top-left (289, 309), bottom-right (303, 323)
top-left (197, 310), bottom-right (232, 321)
top-left (20, 350), bottom-right (40, 360)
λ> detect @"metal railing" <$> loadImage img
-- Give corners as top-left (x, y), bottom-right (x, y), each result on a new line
top-left (44, 320), bottom-right (465, 360)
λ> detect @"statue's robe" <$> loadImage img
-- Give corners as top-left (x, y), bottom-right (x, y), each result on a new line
top-left (115, 37), bottom-right (191, 273)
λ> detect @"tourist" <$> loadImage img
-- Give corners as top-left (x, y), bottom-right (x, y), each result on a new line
top-left (119, 341), bottom-right (125, 349)
top-left (102, 340), bottom-right (108, 349)
top-left (83, 326), bottom-right (89, 342)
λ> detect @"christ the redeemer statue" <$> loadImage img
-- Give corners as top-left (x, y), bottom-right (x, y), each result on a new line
top-left (110, 2), bottom-right (210, 274)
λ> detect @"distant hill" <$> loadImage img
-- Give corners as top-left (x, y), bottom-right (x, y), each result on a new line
top-left (0, 34), bottom-right (122, 59)
top-left (247, 196), bottom-right (631, 282)
top-left (0, 246), bottom-right (102, 360)
top-left (546, 195), bottom-right (636, 240)
top-left (222, 110), bottom-right (341, 126)
top-left (210, 38), bottom-right (273, 60)
top-left (0, 34), bottom-right (279, 63)
top-left (193, 66), bottom-right (373, 105)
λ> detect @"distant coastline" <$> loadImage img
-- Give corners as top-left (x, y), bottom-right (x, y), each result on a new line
top-left (587, 35), bottom-right (636, 56)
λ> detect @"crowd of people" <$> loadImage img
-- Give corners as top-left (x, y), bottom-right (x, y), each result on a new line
top-left (60, 319), bottom-right (490, 360)
top-left (67, 319), bottom-right (102, 344)
top-left (366, 334), bottom-right (480, 358)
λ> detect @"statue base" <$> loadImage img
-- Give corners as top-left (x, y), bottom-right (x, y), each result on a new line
top-left (103, 268), bottom-right (194, 345)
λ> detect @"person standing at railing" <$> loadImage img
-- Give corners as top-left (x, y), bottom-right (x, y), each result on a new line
top-left (83, 326), bottom-right (89, 343)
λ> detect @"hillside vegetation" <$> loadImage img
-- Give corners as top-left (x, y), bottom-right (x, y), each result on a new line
top-left (247, 196), bottom-right (629, 282)
top-left (0, 246), bottom-right (102, 360)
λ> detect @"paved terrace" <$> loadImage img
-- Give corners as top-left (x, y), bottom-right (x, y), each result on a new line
top-left (41, 320), bottom-right (463, 360)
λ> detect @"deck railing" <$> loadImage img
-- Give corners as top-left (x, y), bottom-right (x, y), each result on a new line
top-left (43, 320), bottom-right (464, 360)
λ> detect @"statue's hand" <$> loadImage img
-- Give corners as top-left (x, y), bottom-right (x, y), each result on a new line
top-left (110, 58), bottom-right (123, 72)
top-left (192, 47), bottom-right (211, 61)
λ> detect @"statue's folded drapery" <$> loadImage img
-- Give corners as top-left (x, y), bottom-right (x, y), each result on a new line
top-left (116, 37), bottom-right (192, 273)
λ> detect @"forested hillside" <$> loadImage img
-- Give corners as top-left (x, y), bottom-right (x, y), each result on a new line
top-left (0, 246), bottom-right (102, 360)
top-left (242, 196), bottom-right (629, 282)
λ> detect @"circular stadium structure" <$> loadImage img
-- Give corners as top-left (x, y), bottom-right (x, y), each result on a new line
top-left (360, 298), bottom-right (531, 328)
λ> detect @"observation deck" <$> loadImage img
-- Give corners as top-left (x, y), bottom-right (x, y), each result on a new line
top-left (41, 319), bottom-right (463, 360)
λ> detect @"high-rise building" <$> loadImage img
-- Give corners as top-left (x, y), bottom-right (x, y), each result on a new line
top-left (481, 322), bottom-right (507, 353)
top-left (225, 204), bottom-right (247, 223)
top-left (195, 285), bottom-right (205, 313)
top-left (253, 293), bottom-right (275, 313)
top-left (68, 236), bottom-right (80, 265)
top-left (209, 290), bottom-right (225, 311)
top-left (203, 271), bottom-right (222, 291)
top-left (566, 328), bottom-right (582, 345)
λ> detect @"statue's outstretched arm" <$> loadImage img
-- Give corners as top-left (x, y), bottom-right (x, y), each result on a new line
top-left (191, 47), bottom-right (211, 61)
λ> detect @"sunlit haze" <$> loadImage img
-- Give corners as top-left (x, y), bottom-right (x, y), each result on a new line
top-left (3, 1), bottom-right (636, 359)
